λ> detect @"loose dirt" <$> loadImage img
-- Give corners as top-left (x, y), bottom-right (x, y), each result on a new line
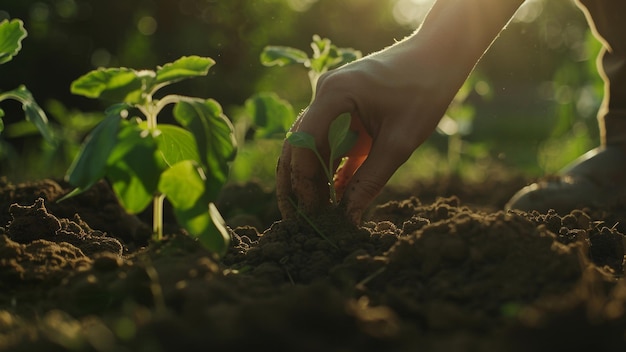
top-left (1, 176), bottom-right (625, 351)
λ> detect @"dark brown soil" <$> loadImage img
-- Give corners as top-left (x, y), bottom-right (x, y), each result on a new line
top-left (1, 176), bottom-right (626, 352)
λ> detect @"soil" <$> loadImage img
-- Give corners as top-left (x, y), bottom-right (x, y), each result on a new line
top-left (1, 175), bottom-right (626, 352)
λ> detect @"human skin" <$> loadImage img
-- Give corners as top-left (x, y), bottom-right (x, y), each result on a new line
top-left (276, 0), bottom-right (525, 223)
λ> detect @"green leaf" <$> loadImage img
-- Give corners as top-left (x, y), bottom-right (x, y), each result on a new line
top-left (173, 98), bottom-right (237, 192)
top-left (64, 105), bottom-right (124, 191)
top-left (154, 124), bottom-right (201, 167)
top-left (0, 19), bottom-right (27, 65)
top-left (334, 130), bottom-right (358, 159)
top-left (244, 92), bottom-right (294, 138)
top-left (155, 56), bottom-right (215, 85)
top-left (0, 85), bottom-right (53, 142)
top-left (158, 160), bottom-right (205, 210)
top-left (329, 114), bottom-right (358, 159)
top-left (106, 122), bottom-right (161, 213)
top-left (285, 131), bottom-right (316, 151)
top-left (260, 46), bottom-right (309, 67)
top-left (207, 202), bottom-right (231, 255)
top-left (173, 200), bottom-right (230, 257)
top-left (328, 113), bottom-right (351, 154)
top-left (71, 68), bottom-right (155, 104)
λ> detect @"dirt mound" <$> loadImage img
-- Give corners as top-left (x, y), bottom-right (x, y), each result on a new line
top-left (0, 179), bottom-right (625, 351)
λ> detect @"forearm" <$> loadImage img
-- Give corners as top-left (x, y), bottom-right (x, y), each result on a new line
top-left (400, 0), bottom-right (525, 78)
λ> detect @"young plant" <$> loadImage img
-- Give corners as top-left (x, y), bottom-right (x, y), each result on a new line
top-left (285, 113), bottom-right (357, 205)
top-left (261, 34), bottom-right (362, 101)
top-left (62, 56), bottom-right (236, 256)
top-left (0, 19), bottom-right (52, 148)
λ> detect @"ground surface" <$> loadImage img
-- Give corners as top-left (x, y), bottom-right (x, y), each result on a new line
top-left (1, 176), bottom-right (626, 352)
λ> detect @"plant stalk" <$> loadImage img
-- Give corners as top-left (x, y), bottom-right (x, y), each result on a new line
top-left (153, 193), bottom-right (166, 241)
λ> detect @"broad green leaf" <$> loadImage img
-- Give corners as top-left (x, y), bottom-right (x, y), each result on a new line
top-left (244, 92), bottom-right (294, 138)
top-left (71, 68), bottom-right (154, 104)
top-left (328, 113), bottom-right (351, 154)
top-left (173, 200), bottom-right (230, 256)
top-left (207, 202), bottom-right (231, 256)
top-left (334, 130), bottom-right (358, 159)
top-left (329, 114), bottom-right (359, 159)
top-left (0, 86), bottom-right (53, 142)
top-left (158, 160), bottom-right (205, 210)
top-left (106, 122), bottom-right (161, 213)
top-left (155, 56), bottom-right (214, 85)
top-left (154, 124), bottom-right (201, 167)
top-left (285, 131), bottom-right (316, 151)
top-left (0, 19), bottom-right (27, 65)
top-left (173, 98), bottom-right (237, 189)
top-left (64, 105), bottom-right (124, 191)
top-left (260, 46), bottom-right (309, 67)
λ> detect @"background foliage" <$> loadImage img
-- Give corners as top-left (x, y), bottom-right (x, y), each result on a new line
top-left (0, 0), bottom-right (603, 186)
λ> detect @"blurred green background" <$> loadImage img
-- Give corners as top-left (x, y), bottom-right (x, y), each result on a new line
top-left (0, 0), bottom-right (604, 188)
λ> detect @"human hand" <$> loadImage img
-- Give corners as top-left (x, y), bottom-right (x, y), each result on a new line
top-left (276, 0), bottom-right (522, 224)
top-left (276, 39), bottom-right (460, 223)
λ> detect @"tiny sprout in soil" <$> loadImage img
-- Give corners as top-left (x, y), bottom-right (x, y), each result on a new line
top-left (286, 113), bottom-right (358, 205)
top-left (61, 56), bottom-right (236, 256)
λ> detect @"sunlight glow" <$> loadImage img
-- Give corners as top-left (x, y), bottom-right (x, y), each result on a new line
top-left (512, 0), bottom-right (544, 23)
top-left (287, 0), bottom-right (319, 12)
top-left (392, 0), bottom-right (435, 27)
top-left (137, 16), bottom-right (157, 36)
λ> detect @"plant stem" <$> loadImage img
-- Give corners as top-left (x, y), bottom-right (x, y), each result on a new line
top-left (310, 149), bottom-right (338, 205)
top-left (153, 193), bottom-right (166, 241)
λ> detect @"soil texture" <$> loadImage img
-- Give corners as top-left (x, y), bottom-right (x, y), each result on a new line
top-left (1, 176), bottom-right (626, 352)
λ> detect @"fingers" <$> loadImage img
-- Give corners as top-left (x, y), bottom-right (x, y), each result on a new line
top-left (334, 153), bottom-right (367, 201)
top-left (334, 117), bottom-right (372, 200)
top-left (279, 98), bottom-right (349, 218)
top-left (341, 134), bottom-right (414, 224)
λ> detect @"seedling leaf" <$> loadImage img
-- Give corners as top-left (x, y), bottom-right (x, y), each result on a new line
top-left (71, 68), bottom-right (154, 104)
top-left (173, 98), bottom-right (237, 190)
top-left (0, 85), bottom-right (53, 142)
top-left (64, 105), bottom-right (124, 191)
top-left (244, 92), bottom-right (294, 138)
top-left (158, 160), bottom-right (205, 210)
top-left (334, 130), bottom-right (358, 159)
top-left (329, 114), bottom-right (358, 159)
top-left (155, 56), bottom-right (215, 86)
top-left (328, 113), bottom-right (351, 154)
top-left (0, 19), bottom-right (27, 65)
top-left (260, 46), bottom-right (309, 67)
top-left (207, 202), bottom-right (231, 255)
top-left (154, 124), bottom-right (201, 167)
top-left (173, 199), bottom-right (231, 256)
top-left (285, 131), bottom-right (316, 151)
top-left (106, 122), bottom-right (161, 213)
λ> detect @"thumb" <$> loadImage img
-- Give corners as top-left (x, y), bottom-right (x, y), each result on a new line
top-left (341, 135), bottom-right (414, 224)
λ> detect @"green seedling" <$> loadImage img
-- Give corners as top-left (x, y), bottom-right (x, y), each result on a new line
top-left (0, 19), bottom-right (52, 145)
top-left (261, 34), bottom-right (362, 101)
top-left (62, 56), bottom-right (236, 256)
top-left (260, 35), bottom-right (361, 204)
top-left (286, 113), bottom-right (357, 205)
